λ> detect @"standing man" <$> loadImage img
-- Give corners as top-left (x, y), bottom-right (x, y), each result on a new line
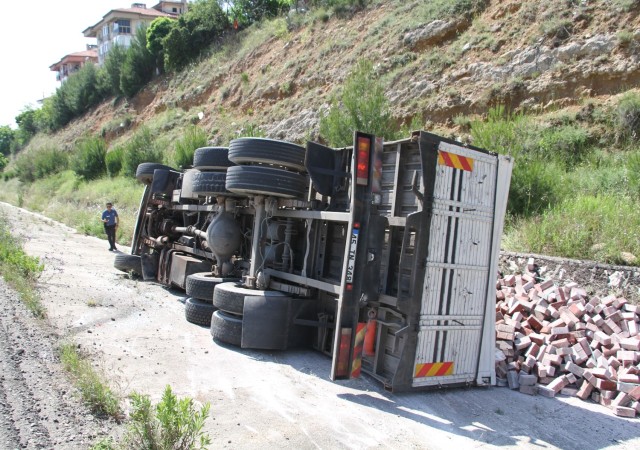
top-left (101, 202), bottom-right (119, 251)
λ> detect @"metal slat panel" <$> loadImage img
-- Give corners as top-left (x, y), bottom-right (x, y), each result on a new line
top-left (413, 140), bottom-right (500, 387)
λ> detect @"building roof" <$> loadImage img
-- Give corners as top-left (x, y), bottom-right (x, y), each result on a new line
top-left (83, 6), bottom-right (173, 37)
top-left (50, 50), bottom-right (99, 71)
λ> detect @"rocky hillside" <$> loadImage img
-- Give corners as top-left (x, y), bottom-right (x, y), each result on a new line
top-left (34, 0), bottom-right (640, 149)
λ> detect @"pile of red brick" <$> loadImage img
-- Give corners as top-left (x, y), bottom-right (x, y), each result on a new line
top-left (495, 258), bottom-right (640, 418)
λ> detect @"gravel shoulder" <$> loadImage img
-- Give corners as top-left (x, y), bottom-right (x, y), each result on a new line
top-left (1, 201), bottom-right (639, 450)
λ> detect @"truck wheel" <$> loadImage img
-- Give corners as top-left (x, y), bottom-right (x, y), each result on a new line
top-left (185, 297), bottom-right (217, 327)
top-left (186, 273), bottom-right (239, 302)
top-left (135, 163), bottom-right (174, 184)
top-left (210, 310), bottom-right (242, 346)
top-left (213, 282), bottom-right (290, 315)
top-left (193, 147), bottom-right (233, 170)
top-left (191, 171), bottom-right (229, 196)
top-left (225, 165), bottom-right (308, 199)
top-left (229, 138), bottom-right (306, 172)
top-left (114, 254), bottom-right (142, 276)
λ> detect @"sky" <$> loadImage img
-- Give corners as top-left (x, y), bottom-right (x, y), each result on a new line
top-left (0, 1), bottom-right (142, 128)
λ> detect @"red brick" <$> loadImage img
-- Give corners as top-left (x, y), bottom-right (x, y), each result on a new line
top-left (612, 392), bottom-right (632, 408)
top-left (614, 406), bottom-right (636, 418)
top-left (547, 376), bottom-right (569, 393)
top-left (577, 380), bottom-right (594, 400)
top-left (620, 338), bottom-right (640, 351)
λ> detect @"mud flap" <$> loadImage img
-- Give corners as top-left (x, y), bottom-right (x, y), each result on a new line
top-left (242, 295), bottom-right (290, 350)
top-left (141, 252), bottom-right (159, 281)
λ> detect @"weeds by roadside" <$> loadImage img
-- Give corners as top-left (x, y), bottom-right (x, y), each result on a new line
top-left (59, 342), bottom-right (122, 419)
top-left (0, 215), bottom-right (45, 318)
top-left (91, 385), bottom-right (211, 450)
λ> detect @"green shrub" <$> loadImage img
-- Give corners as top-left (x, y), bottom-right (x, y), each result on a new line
top-left (14, 147), bottom-right (69, 182)
top-left (627, 149), bottom-right (640, 197)
top-left (0, 153), bottom-right (7, 171)
top-left (508, 159), bottom-right (567, 217)
top-left (173, 125), bottom-right (208, 168)
top-left (319, 59), bottom-right (398, 147)
top-left (121, 127), bottom-right (164, 177)
top-left (106, 147), bottom-right (124, 177)
top-left (59, 343), bottom-right (121, 419)
top-left (536, 125), bottom-right (591, 168)
top-left (71, 136), bottom-right (107, 180)
top-left (121, 385), bottom-right (210, 450)
top-left (0, 217), bottom-right (44, 317)
top-left (615, 91), bottom-right (640, 142)
top-left (419, 0), bottom-right (487, 22)
top-left (512, 194), bottom-right (640, 264)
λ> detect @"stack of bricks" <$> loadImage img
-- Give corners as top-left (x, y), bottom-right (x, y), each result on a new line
top-left (495, 258), bottom-right (640, 418)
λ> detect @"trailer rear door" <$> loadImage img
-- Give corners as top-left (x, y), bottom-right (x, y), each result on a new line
top-left (412, 136), bottom-right (512, 387)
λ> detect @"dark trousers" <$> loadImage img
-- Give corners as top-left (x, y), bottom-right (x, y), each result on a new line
top-left (104, 225), bottom-right (117, 249)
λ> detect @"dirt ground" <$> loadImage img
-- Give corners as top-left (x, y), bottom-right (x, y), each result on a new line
top-left (1, 201), bottom-right (639, 450)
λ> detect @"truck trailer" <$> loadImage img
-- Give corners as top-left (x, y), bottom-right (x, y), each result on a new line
top-left (114, 130), bottom-right (513, 391)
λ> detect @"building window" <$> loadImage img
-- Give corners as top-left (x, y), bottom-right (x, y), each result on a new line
top-left (172, 7), bottom-right (177, 12)
top-left (113, 19), bottom-right (131, 34)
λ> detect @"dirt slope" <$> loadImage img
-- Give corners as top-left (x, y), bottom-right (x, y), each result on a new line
top-left (1, 201), bottom-right (639, 448)
top-left (37, 0), bottom-right (640, 151)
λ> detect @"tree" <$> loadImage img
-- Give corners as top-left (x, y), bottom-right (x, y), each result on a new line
top-left (120, 25), bottom-right (156, 98)
top-left (0, 125), bottom-right (14, 156)
top-left (229, 0), bottom-right (292, 27)
top-left (164, 0), bottom-right (229, 71)
top-left (100, 44), bottom-right (127, 96)
top-left (147, 17), bottom-right (175, 74)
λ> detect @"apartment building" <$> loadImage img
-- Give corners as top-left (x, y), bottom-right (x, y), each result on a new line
top-left (49, 46), bottom-right (99, 83)
top-left (83, 2), bottom-right (186, 65)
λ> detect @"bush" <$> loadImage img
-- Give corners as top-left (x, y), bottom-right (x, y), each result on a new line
top-left (106, 147), bottom-right (124, 177)
top-left (14, 147), bottom-right (69, 182)
top-left (0, 125), bottom-right (15, 156)
top-left (627, 149), bottom-right (640, 197)
top-left (319, 59), bottom-right (398, 147)
top-left (121, 386), bottom-right (210, 450)
top-left (0, 153), bottom-right (7, 171)
top-left (121, 127), bottom-right (164, 177)
top-left (536, 125), bottom-right (591, 168)
top-left (508, 159), bottom-right (567, 217)
top-left (70, 136), bottom-right (107, 180)
top-left (173, 126), bottom-right (207, 169)
top-left (513, 194), bottom-right (640, 264)
top-left (615, 91), bottom-right (640, 142)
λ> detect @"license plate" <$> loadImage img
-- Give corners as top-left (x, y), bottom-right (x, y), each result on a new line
top-left (346, 228), bottom-right (359, 283)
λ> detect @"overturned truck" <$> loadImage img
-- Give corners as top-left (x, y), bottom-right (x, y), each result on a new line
top-left (115, 131), bottom-right (513, 391)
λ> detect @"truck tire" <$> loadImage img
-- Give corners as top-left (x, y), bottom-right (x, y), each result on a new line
top-left (229, 138), bottom-right (306, 172)
top-left (191, 171), bottom-right (229, 196)
top-left (193, 147), bottom-right (233, 170)
top-left (186, 273), bottom-right (238, 302)
top-left (185, 297), bottom-right (217, 327)
top-left (213, 282), bottom-right (290, 315)
top-left (114, 254), bottom-right (142, 276)
top-left (210, 310), bottom-right (242, 346)
top-left (135, 163), bottom-right (174, 184)
top-left (225, 165), bottom-right (308, 199)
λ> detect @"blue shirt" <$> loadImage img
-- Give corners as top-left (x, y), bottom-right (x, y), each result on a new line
top-left (102, 208), bottom-right (118, 226)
